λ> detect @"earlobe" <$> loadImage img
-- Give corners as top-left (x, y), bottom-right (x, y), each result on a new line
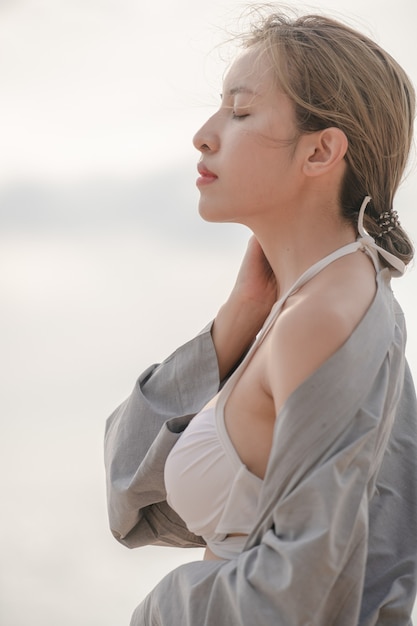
top-left (303, 128), bottom-right (348, 176)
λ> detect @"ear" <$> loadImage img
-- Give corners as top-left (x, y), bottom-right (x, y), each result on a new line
top-left (302, 127), bottom-right (348, 177)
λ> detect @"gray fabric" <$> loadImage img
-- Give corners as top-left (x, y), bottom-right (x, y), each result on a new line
top-left (105, 324), bottom-right (218, 548)
top-left (105, 270), bottom-right (417, 625)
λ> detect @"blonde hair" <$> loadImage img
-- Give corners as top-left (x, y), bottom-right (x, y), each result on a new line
top-left (243, 10), bottom-right (415, 265)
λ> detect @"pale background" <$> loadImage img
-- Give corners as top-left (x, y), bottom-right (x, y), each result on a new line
top-left (1, 1), bottom-right (416, 624)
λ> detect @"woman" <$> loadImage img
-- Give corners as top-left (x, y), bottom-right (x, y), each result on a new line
top-left (105, 10), bottom-right (417, 625)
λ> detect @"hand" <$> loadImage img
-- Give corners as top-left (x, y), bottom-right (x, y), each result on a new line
top-left (230, 236), bottom-right (278, 315)
top-left (211, 237), bottom-right (277, 381)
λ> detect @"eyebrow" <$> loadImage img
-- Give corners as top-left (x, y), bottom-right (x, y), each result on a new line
top-left (220, 86), bottom-right (256, 99)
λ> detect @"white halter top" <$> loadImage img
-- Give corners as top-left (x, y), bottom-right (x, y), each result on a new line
top-left (164, 198), bottom-right (405, 559)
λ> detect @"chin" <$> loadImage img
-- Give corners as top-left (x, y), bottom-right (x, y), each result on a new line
top-left (198, 205), bottom-right (222, 223)
top-left (198, 201), bottom-right (237, 224)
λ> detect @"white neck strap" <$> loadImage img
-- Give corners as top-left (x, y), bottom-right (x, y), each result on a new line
top-left (357, 196), bottom-right (405, 277)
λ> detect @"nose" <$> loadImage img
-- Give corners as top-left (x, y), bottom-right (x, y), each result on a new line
top-left (192, 115), bottom-right (219, 153)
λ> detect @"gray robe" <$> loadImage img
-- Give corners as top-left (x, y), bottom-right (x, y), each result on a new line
top-left (105, 267), bottom-right (417, 625)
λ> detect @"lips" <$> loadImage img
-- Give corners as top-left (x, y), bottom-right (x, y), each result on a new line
top-left (196, 162), bottom-right (218, 185)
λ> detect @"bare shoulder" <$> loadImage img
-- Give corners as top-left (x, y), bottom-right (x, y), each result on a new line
top-left (266, 251), bottom-right (377, 415)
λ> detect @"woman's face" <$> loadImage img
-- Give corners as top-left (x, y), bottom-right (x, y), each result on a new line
top-left (193, 46), bottom-right (302, 226)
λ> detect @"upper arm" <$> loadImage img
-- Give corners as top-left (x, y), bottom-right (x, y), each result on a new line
top-left (266, 295), bottom-right (355, 416)
top-left (265, 252), bottom-right (379, 417)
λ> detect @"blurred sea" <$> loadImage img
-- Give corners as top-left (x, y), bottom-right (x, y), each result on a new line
top-left (1, 161), bottom-right (416, 624)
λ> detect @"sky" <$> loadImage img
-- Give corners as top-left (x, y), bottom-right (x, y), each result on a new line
top-left (1, 1), bottom-right (417, 624)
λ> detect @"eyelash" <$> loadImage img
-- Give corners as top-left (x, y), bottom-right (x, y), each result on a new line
top-left (232, 111), bottom-right (249, 120)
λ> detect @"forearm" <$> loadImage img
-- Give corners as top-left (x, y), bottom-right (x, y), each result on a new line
top-left (210, 236), bottom-right (277, 381)
top-left (211, 294), bottom-right (272, 381)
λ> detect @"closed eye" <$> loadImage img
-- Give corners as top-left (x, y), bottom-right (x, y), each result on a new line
top-left (232, 111), bottom-right (250, 120)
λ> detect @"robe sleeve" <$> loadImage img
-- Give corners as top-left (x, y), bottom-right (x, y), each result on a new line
top-left (104, 324), bottom-right (220, 548)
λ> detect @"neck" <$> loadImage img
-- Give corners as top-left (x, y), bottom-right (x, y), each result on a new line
top-left (249, 202), bottom-right (357, 296)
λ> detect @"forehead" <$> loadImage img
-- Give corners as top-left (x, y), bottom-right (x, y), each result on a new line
top-left (223, 46), bottom-right (274, 94)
